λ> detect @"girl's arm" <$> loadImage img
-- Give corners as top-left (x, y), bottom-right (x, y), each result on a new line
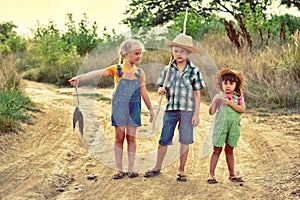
top-left (224, 98), bottom-right (246, 113)
top-left (209, 94), bottom-right (218, 115)
top-left (69, 69), bottom-right (110, 86)
top-left (192, 90), bottom-right (201, 127)
top-left (209, 101), bottom-right (218, 115)
top-left (140, 83), bottom-right (154, 123)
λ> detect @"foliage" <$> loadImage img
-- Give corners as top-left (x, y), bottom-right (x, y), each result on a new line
top-left (122, 0), bottom-right (191, 29)
top-left (23, 16), bottom-right (95, 85)
top-left (123, 0), bottom-right (300, 51)
top-left (201, 33), bottom-right (300, 109)
top-left (0, 22), bottom-right (27, 54)
top-left (62, 13), bottom-right (103, 56)
top-left (223, 3), bottom-right (300, 52)
top-left (0, 54), bottom-right (20, 90)
top-left (0, 54), bottom-right (34, 133)
top-left (122, 0), bottom-right (273, 28)
top-left (0, 1), bottom-right (299, 136)
top-left (169, 10), bottom-right (224, 39)
top-left (280, 0), bottom-right (300, 10)
top-left (0, 88), bottom-right (33, 133)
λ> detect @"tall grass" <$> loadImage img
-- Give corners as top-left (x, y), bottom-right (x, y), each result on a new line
top-left (0, 54), bottom-right (20, 90)
top-left (1, 32), bottom-right (299, 134)
top-left (199, 32), bottom-right (300, 109)
top-left (0, 54), bottom-right (34, 133)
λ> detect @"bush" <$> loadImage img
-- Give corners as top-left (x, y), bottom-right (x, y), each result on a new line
top-left (0, 89), bottom-right (34, 133)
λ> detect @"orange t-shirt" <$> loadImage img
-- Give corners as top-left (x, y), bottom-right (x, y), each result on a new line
top-left (105, 64), bottom-right (146, 84)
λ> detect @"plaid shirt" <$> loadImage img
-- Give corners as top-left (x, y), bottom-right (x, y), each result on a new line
top-left (157, 60), bottom-right (206, 111)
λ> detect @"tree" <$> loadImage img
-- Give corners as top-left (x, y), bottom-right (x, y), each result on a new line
top-left (62, 13), bottom-right (102, 56)
top-left (122, 0), bottom-right (192, 29)
top-left (126, 0), bottom-right (300, 51)
top-left (0, 22), bottom-right (27, 54)
top-left (122, 0), bottom-right (273, 28)
top-left (281, 0), bottom-right (300, 9)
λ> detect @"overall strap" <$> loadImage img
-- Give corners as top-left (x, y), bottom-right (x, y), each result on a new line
top-left (117, 64), bottom-right (123, 77)
top-left (233, 94), bottom-right (239, 103)
top-left (134, 68), bottom-right (142, 79)
top-left (137, 68), bottom-right (141, 76)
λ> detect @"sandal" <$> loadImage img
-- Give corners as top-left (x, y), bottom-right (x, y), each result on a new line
top-left (126, 170), bottom-right (139, 178)
top-left (144, 169), bottom-right (161, 178)
top-left (207, 175), bottom-right (218, 184)
top-left (112, 170), bottom-right (125, 179)
top-left (176, 174), bottom-right (187, 182)
top-left (229, 175), bottom-right (243, 182)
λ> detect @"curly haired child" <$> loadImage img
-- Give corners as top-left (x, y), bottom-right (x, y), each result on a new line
top-left (207, 68), bottom-right (245, 184)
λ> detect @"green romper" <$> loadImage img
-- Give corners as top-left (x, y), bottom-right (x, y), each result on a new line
top-left (212, 95), bottom-right (241, 147)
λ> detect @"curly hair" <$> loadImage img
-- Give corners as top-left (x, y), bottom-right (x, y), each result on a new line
top-left (215, 68), bottom-right (244, 96)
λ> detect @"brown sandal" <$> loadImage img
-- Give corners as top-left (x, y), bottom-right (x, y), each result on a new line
top-left (229, 175), bottom-right (243, 182)
top-left (207, 175), bottom-right (218, 184)
top-left (176, 174), bottom-right (187, 182)
top-left (144, 170), bottom-right (161, 178)
top-left (112, 171), bottom-right (125, 179)
top-left (126, 170), bottom-right (139, 178)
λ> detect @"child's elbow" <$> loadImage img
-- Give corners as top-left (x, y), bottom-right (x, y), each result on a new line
top-left (240, 107), bottom-right (246, 114)
top-left (208, 108), bottom-right (215, 115)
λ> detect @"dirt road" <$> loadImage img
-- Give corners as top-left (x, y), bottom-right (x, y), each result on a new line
top-left (0, 80), bottom-right (299, 200)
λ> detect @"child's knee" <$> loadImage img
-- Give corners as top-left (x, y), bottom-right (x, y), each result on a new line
top-left (224, 145), bottom-right (234, 155)
top-left (126, 134), bottom-right (136, 143)
top-left (213, 147), bottom-right (222, 155)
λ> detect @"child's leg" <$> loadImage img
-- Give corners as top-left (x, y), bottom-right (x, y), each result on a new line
top-left (126, 126), bottom-right (137, 170)
top-left (151, 144), bottom-right (167, 171)
top-left (178, 143), bottom-right (189, 174)
top-left (209, 146), bottom-right (222, 177)
top-left (224, 144), bottom-right (235, 176)
top-left (114, 126), bottom-right (126, 171)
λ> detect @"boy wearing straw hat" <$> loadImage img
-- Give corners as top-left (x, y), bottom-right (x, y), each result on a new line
top-left (144, 33), bottom-right (205, 181)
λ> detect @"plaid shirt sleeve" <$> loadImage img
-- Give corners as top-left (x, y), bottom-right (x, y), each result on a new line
top-left (156, 66), bottom-right (169, 87)
top-left (192, 67), bottom-right (206, 90)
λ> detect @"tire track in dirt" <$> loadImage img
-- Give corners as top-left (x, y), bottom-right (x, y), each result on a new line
top-left (0, 80), bottom-right (299, 200)
top-left (0, 80), bottom-right (86, 199)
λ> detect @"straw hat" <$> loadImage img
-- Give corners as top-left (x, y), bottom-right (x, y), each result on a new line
top-left (216, 68), bottom-right (244, 95)
top-left (219, 68), bottom-right (244, 84)
top-left (165, 33), bottom-right (201, 53)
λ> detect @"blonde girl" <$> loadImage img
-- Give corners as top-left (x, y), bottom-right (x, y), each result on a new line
top-left (69, 39), bottom-right (154, 179)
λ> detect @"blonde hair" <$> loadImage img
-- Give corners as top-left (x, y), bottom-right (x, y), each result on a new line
top-left (118, 39), bottom-right (145, 64)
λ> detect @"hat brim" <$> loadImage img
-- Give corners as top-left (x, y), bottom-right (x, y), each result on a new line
top-left (165, 38), bottom-right (201, 54)
top-left (219, 68), bottom-right (244, 84)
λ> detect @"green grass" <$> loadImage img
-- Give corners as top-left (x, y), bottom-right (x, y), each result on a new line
top-left (0, 89), bottom-right (36, 133)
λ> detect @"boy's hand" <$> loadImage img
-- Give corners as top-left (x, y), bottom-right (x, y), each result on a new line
top-left (158, 87), bottom-right (166, 95)
top-left (149, 109), bottom-right (155, 123)
top-left (191, 114), bottom-right (199, 127)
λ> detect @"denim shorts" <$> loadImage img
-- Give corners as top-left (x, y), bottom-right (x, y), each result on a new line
top-left (159, 111), bottom-right (194, 145)
top-left (111, 99), bottom-right (141, 127)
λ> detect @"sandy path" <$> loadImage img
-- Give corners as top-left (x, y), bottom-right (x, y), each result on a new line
top-left (0, 80), bottom-right (299, 200)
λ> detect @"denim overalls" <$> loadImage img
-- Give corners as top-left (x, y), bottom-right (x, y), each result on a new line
top-left (111, 64), bottom-right (142, 127)
top-left (213, 94), bottom-right (241, 147)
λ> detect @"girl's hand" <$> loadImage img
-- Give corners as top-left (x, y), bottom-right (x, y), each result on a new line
top-left (223, 98), bottom-right (231, 106)
top-left (213, 95), bottom-right (224, 110)
top-left (158, 87), bottom-right (166, 95)
top-left (149, 109), bottom-right (155, 123)
top-left (68, 76), bottom-right (79, 87)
